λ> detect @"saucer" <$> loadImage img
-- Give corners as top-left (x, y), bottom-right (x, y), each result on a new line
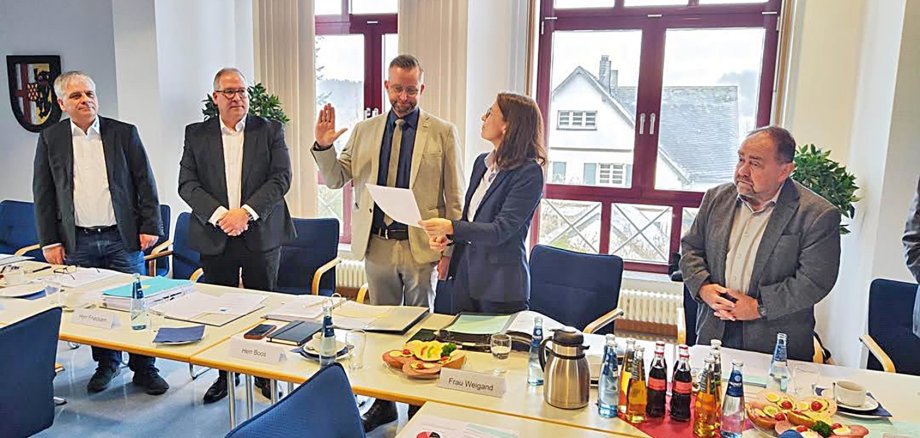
top-left (836, 396), bottom-right (879, 412)
top-left (301, 338), bottom-right (350, 358)
top-left (0, 283), bottom-right (44, 298)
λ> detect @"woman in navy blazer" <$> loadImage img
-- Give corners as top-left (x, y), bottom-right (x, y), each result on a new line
top-left (420, 92), bottom-right (545, 314)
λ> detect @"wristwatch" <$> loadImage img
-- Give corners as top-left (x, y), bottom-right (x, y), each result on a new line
top-left (757, 303), bottom-right (767, 319)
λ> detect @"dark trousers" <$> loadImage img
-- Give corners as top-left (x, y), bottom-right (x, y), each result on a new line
top-left (65, 227), bottom-right (155, 371)
top-left (200, 237), bottom-right (281, 381)
top-left (199, 237), bottom-right (281, 292)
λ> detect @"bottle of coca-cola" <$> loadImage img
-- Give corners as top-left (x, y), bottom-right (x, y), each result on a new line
top-left (669, 344), bottom-right (692, 421)
top-left (646, 341), bottom-right (668, 418)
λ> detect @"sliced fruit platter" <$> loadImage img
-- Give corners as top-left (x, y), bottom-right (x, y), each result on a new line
top-left (747, 390), bottom-right (868, 437)
top-left (382, 340), bottom-right (466, 380)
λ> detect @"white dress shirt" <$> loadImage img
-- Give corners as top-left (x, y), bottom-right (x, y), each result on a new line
top-left (208, 118), bottom-right (259, 225)
top-left (71, 117), bottom-right (117, 228)
top-left (724, 190), bottom-right (781, 293)
top-left (466, 151), bottom-right (500, 221)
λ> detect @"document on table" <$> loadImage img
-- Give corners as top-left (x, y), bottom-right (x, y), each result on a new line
top-left (365, 184), bottom-right (423, 227)
top-left (53, 267), bottom-right (122, 288)
top-left (403, 415), bottom-right (518, 438)
top-left (152, 292), bottom-right (266, 326)
top-left (0, 254), bottom-right (31, 266)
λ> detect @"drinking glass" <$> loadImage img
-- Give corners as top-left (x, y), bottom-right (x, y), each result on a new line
top-left (792, 364), bottom-right (819, 397)
top-left (347, 330), bottom-right (367, 371)
top-left (42, 278), bottom-right (64, 308)
top-left (490, 333), bottom-right (512, 375)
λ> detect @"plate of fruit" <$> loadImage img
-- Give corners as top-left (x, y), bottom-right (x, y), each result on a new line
top-left (382, 340), bottom-right (466, 380)
top-left (774, 421), bottom-right (869, 437)
top-left (747, 390), bottom-right (836, 434)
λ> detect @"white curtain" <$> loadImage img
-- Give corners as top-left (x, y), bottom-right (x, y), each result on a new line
top-left (252, 0), bottom-right (317, 217)
top-left (398, 0), bottom-right (469, 156)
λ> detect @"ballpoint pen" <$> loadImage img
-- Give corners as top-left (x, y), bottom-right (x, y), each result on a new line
top-left (30, 266), bottom-right (53, 274)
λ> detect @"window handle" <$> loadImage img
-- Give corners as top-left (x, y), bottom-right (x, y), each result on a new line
top-left (639, 113), bottom-right (646, 135)
top-left (650, 113), bottom-right (656, 135)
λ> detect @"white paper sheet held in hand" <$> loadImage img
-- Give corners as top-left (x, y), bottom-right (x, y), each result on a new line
top-left (365, 184), bottom-right (423, 228)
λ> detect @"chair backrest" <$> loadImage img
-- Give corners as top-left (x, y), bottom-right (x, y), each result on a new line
top-left (867, 278), bottom-right (920, 375)
top-left (145, 204), bottom-right (171, 276)
top-left (0, 307), bottom-right (63, 437)
top-left (683, 285), bottom-right (699, 346)
top-left (277, 218), bottom-right (339, 295)
top-left (172, 212), bottom-right (201, 280)
top-left (226, 363), bottom-right (365, 438)
top-left (0, 200), bottom-right (43, 261)
top-left (529, 244), bottom-right (624, 333)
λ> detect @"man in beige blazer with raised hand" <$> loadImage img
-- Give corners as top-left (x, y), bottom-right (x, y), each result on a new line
top-left (313, 54), bottom-right (463, 431)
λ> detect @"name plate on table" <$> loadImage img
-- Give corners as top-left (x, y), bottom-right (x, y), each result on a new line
top-left (71, 309), bottom-right (117, 329)
top-left (438, 368), bottom-right (506, 398)
top-left (229, 336), bottom-right (286, 365)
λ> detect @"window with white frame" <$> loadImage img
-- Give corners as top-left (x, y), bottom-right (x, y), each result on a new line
top-left (598, 163), bottom-right (626, 186)
top-left (557, 110), bottom-right (597, 130)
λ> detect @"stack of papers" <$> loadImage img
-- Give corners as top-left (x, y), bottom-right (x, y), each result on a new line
top-left (153, 325), bottom-right (205, 344)
top-left (0, 254), bottom-right (31, 266)
top-left (265, 297), bottom-right (427, 333)
top-left (151, 292), bottom-right (266, 324)
top-left (264, 295), bottom-right (347, 322)
top-left (102, 277), bottom-right (194, 311)
top-left (54, 267), bottom-right (121, 288)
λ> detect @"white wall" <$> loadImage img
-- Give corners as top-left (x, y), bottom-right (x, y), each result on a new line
top-left (112, 0), bottom-right (254, 216)
top-left (782, 0), bottom-right (865, 163)
top-left (792, 0), bottom-right (919, 367)
top-left (0, 0), bottom-right (118, 202)
top-left (464, 0), bottom-right (529, 178)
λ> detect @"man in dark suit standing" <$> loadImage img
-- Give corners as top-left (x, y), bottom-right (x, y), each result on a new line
top-left (178, 67), bottom-right (295, 403)
top-left (33, 71), bottom-right (168, 395)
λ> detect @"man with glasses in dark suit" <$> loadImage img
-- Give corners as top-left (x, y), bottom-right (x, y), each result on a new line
top-left (179, 67), bottom-right (295, 403)
top-left (33, 71), bottom-right (168, 395)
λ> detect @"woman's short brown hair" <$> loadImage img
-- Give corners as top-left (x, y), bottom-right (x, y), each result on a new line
top-left (493, 92), bottom-right (546, 171)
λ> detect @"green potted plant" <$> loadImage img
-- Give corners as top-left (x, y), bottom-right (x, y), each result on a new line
top-left (792, 144), bottom-right (859, 234)
top-left (202, 83), bottom-right (289, 123)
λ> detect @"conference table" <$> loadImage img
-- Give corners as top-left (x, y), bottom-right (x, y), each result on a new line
top-left (4, 263), bottom-right (920, 437)
top-left (397, 401), bottom-right (619, 438)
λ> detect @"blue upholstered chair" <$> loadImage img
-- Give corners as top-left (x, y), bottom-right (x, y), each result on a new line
top-left (143, 204), bottom-right (172, 277)
top-left (172, 212), bottom-right (203, 282)
top-left (225, 363), bottom-right (365, 438)
top-left (276, 218), bottom-right (340, 296)
top-left (529, 245), bottom-right (625, 334)
top-left (0, 307), bottom-right (63, 437)
top-left (861, 278), bottom-right (920, 376)
top-left (0, 199), bottom-right (44, 261)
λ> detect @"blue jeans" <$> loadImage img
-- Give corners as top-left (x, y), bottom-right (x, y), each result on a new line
top-left (65, 228), bottom-right (155, 371)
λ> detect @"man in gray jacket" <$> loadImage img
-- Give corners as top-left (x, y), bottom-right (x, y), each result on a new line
top-left (903, 176), bottom-right (920, 338)
top-left (681, 126), bottom-right (841, 361)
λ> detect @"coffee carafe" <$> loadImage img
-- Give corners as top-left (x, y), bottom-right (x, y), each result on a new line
top-left (539, 327), bottom-right (590, 409)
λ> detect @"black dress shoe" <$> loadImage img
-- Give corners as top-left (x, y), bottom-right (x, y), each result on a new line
top-left (254, 377), bottom-right (280, 399)
top-left (133, 368), bottom-right (169, 395)
top-left (203, 374), bottom-right (240, 404)
top-left (87, 365), bottom-right (120, 393)
top-left (361, 399), bottom-right (398, 433)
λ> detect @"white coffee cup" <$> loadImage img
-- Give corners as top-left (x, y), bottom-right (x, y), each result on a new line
top-left (835, 380), bottom-right (867, 407)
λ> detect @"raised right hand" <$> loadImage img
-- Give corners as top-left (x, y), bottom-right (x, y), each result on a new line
top-left (314, 103), bottom-right (348, 148)
top-left (43, 245), bottom-right (66, 265)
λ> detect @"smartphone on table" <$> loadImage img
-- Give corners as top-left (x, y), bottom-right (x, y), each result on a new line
top-left (244, 324), bottom-right (276, 340)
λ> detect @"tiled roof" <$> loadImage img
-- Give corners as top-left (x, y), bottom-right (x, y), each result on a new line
top-left (554, 67), bottom-right (740, 184)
